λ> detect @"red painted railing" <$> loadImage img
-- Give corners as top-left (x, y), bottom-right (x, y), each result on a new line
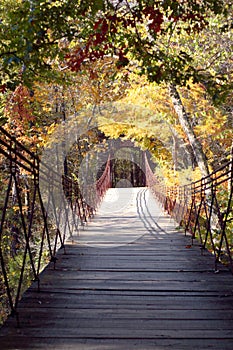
top-left (0, 126), bottom-right (111, 325)
top-left (96, 156), bottom-right (111, 206)
top-left (145, 156), bottom-right (167, 207)
top-left (62, 156), bottom-right (111, 223)
top-left (145, 153), bottom-right (233, 273)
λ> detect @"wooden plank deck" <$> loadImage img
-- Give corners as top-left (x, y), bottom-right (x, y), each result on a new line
top-left (1, 187), bottom-right (233, 349)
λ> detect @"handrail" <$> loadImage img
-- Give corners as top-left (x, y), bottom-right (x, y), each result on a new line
top-left (96, 155), bottom-right (111, 206)
top-left (0, 126), bottom-right (111, 326)
top-left (0, 126), bottom-right (71, 325)
top-left (62, 155), bottom-right (111, 223)
top-left (144, 155), bottom-right (167, 207)
top-left (145, 153), bottom-right (233, 273)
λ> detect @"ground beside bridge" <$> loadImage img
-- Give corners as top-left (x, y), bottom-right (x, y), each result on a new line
top-left (1, 187), bottom-right (233, 349)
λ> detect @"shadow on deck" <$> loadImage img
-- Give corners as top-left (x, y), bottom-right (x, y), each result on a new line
top-left (1, 188), bottom-right (233, 349)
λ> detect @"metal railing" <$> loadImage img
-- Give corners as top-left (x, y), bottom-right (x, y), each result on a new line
top-left (62, 156), bottom-right (111, 223)
top-left (0, 126), bottom-right (111, 325)
top-left (145, 153), bottom-right (233, 273)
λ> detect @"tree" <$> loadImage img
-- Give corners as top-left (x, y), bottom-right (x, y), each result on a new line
top-left (64, 1), bottom-right (232, 176)
top-left (0, 1), bottom-right (231, 88)
top-left (168, 83), bottom-right (210, 177)
top-left (1, 0), bottom-right (232, 177)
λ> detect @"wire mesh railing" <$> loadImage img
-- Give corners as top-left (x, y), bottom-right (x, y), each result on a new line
top-left (145, 153), bottom-right (233, 273)
top-left (0, 126), bottom-right (111, 325)
top-left (144, 157), bottom-right (167, 207)
top-left (62, 155), bottom-right (111, 224)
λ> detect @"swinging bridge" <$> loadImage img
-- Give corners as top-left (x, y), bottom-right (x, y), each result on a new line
top-left (0, 125), bottom-right (233, 349)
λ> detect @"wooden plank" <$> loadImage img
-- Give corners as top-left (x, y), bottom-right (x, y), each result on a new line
top-left (19, 293), bottom-right (233, 309)
top-left (2, 324), bottom-right (233, 339)
top-left (1, 338), bottom-right (233, 350)
top-left (7, 307), bottom-right (233, 321)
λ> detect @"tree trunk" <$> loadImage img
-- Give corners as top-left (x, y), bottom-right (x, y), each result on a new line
top-left (168, 84), bottom-right (210, 178)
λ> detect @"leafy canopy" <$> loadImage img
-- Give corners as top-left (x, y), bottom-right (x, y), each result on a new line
top-left (0, 0), bottom-right (232, 91)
